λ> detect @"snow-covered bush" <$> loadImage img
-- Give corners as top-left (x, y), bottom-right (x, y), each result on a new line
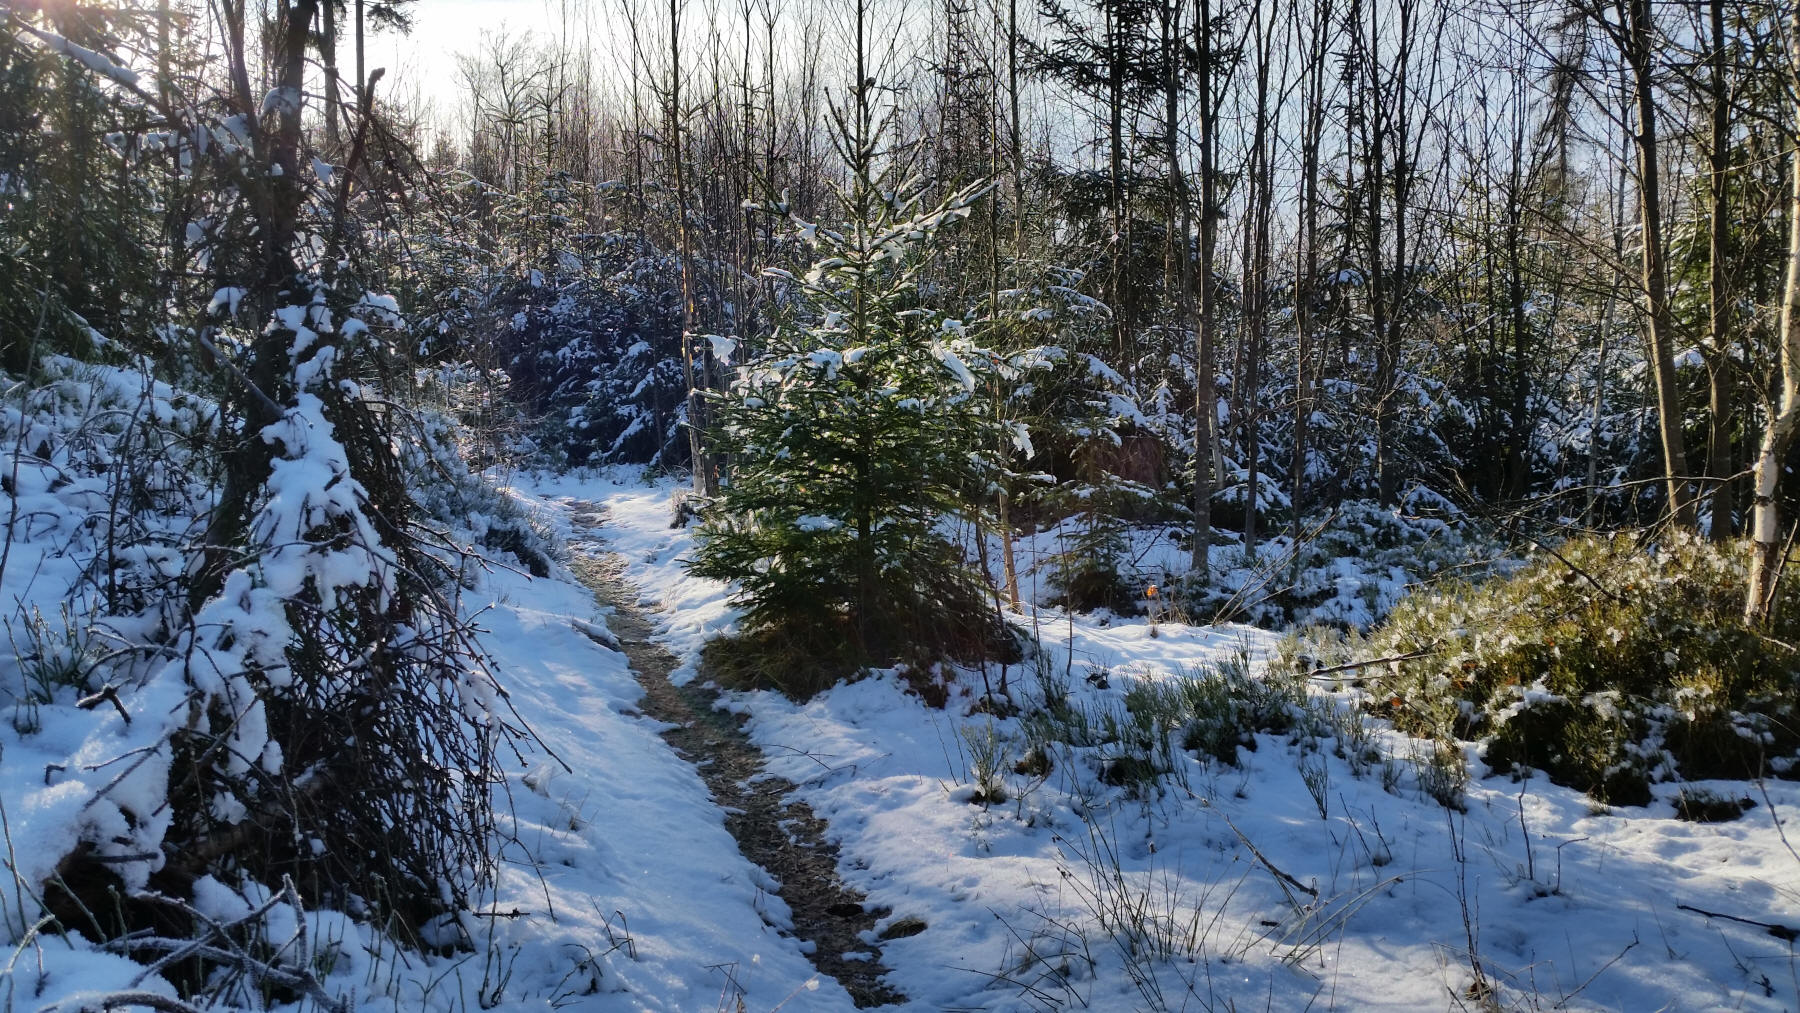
top-left (0, 13), bottom-right (529, 991)
top-left (1367, 532), bottom-right (1800, 803)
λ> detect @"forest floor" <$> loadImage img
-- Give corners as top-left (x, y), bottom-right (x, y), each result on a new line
top-left (565, 501), bottom-right (905, 1006)
top-left (7, 458), bottom-right (1800, 1012)
top-left (500, 469), bottom-right (1800, 1012)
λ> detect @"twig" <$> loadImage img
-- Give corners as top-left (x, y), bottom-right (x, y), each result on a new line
top-left (1514, 529), bottom-right (1628, 605)
top-left (1676, 903), bottom-right (1800, 942)
top-left (75, 684), bottom-right (130, 724)
top-left (1557, 933), bottom-right (1638, 1008)
top-left (1215, 809), bottom-right (1318, 902)
top-left (1307, 647), bottom-right (1440, 679)
top-left (1754, 780), bottom-right (1800, 869)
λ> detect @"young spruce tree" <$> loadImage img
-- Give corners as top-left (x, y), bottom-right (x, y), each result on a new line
top-left (692, 67), bottom-right (1015, 684)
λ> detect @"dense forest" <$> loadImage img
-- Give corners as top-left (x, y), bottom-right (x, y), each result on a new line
top-left (3, 0), bottom-right (1800, 1010)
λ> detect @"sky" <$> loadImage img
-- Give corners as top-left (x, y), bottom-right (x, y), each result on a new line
top-left (366, 0), bottom-right (564, 112)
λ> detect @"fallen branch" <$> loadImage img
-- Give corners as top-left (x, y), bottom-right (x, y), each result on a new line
top-left (1212, 806), bottom-right (1317, 904)
top-left (1676, 902), bottom-right (1799, 942)
top-left (38, 991), bottom-right (202, 1013)
top-left (1306, 647), bottom-right (1440, 680)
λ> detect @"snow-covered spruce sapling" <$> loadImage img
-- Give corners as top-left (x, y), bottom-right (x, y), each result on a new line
top-left (691, 168), bottom-right (1017, 688)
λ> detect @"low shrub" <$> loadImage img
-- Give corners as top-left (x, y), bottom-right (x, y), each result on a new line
top-left (1366, 532), bottom-right (1800, 804)
top-left (1019, 650), bottom-right (1326, 801)
top-left (701, 610), bottom-right (1024, 701)
top-left (1178, 498), bottom-right (1491, 631)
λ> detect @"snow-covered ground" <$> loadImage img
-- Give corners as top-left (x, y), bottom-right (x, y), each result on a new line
top-left (500, 470), bottom-right (1800, 1011)
top-left (5, 457), bottom-right (1798, 1011)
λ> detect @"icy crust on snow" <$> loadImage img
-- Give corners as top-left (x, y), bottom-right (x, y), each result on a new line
top-left (562, 471), bottom-right (1800, 1011)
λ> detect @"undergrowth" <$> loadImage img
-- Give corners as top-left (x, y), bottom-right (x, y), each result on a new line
top-left (1363, 531), bottom-right (1800, 804)
top-left (1177, 499), bottom-right (1489, 630)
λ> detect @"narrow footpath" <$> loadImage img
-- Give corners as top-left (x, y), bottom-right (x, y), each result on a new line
top-left (564, 503), bottom-right (905, 1008)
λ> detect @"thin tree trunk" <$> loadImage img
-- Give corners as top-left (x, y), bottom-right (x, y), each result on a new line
top-left (354, 0), bottom-right (364, 104)
top-left (1191, 0), bottom-right (1218, 577)
top-left (1107, 4), bottom-right (1128, 368)
top-left (997, 0), bottom-right (1025, 610)
top-left (1505, 99), bottom-right (1532, 500)
top-left (1160, 0), bottom-right (1198, 571)
top-left (1621, 0), bottom-right (1692, 525)
top-left (1292, 0), bottom-right (1330, 573)
top-left (670, 0), bottom-right (717, 496)
top-left (1355, 0), bottom-right (1397, 507)
top-left (1705, 0), bottom-right (1736, 539)
top-left (1745, 12), bottom-right (1800, 626)
top-left (322, 1), bottom-right (341, 151)
top-left (1242, 4), bottom-right (1273, 553)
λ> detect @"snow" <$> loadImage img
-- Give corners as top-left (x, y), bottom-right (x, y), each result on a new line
top-left (501, 472), bottom-right (1800, 1011)
top-left (433, 555), bottom-right (843, 1010)
top-left (18, 24), bottom-right (141, 87)
top-left (5, 437), bottom-right (1799, 1010)
top-left (932, 342), bottom-right (977, 392)
top-left (705, 333), bottom-right (738, 364)
top-left (259, 87), bottom-right (301, 116)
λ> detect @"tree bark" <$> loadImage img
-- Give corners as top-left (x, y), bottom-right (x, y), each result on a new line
top-left (1705, 0), bottom-right (1736, 539)
top-left (1745, 12), bottom-right (1800, 627)
top-left (1620, 0), bottom-right (1693, 525)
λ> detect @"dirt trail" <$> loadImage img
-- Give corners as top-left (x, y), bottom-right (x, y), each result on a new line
top-left (564, 503), bottom-right (905, 1008)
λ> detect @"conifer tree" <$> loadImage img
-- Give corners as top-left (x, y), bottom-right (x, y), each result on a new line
top-left (691, 53), bottom-right (1014, 673)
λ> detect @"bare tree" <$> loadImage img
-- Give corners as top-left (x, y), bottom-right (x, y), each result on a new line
top-left (1190, 0), bottom-right (1229, 575)
top-left (1291, 0), bottom-right (1335, 557)
top-left (1584, 0), bottom-right (1694, 524)
top-left (667, 0), bottom-right (720, 495)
